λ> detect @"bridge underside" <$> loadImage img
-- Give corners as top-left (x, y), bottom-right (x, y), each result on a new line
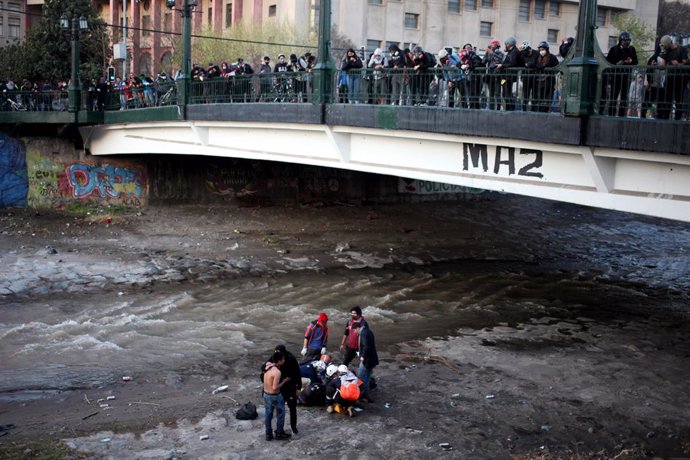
top-left (81, 121), bottom-right (690, 223)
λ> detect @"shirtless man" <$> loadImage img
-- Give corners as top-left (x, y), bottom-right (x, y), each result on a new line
top-left (263, 351), bottom-right (292, 441)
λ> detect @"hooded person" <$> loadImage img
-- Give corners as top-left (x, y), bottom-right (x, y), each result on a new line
top-left (273, 344), bottom-right (302, 434)
top-left (367, 48), bottom-right (388, 104)
top-left (301, 312), bottom-right (330, 361)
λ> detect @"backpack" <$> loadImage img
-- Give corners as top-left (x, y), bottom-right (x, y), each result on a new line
top-left (235, 402), bottom-right (258, 420)
top-left (424, 51), bottom-right (437, 67)
top-left (339, 376), bottom-right (361, 401)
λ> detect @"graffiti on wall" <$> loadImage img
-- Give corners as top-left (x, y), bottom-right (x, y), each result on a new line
top-left (24, 143), bottom-right (147, 208)
top-left (205, 164), bottom-right (254, 196)
top-left (0, 133), bottom-right (28, 207)
top-left (66, 163), bottom-right (146, 202)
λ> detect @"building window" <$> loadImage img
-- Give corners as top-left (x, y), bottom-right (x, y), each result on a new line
top-left (535, 0), bottom-right (546, 19)
top-left (596, 7), bottom-right (606, 27)
top-left (608, 35), bottom-right (618, 48)
top-left (547, 29), bottom-right (559, 44)
top-left (8, 16), bottom-right (19, 38)
top-left (480, 21), bottom-right (492, 37)
top-left (7, 1), bottom-right (19, 10)
top-left (549, 1), bottom-right (560, 17)
top-left (366, 39), bottom-right (381, 54)
top-left (449, 0), bottom-right (460, 13)
top-left (481, 0), bottom-right (493, 8)
top-left (610, 9), bottom-right (621, 25)
top-left (404, 13), bottom-right (419, 29)
top-left (368, 0), bottom-right (382, 4)
top-left (0, 17), bottom-right (3, 37)
top-left (310, 0), bottom-right (320, 34)
top-left (208, 7), bottom-right (212, 24)
top-left (141, 15), bottom-right (151, 36)
top-left (465, 0), bottom-right (477, 9)
top-left (268, 4), bottom-right (277, 17)
top-left (519, 0), bottom-right (530, 21)
top-left (225, 3), bottom-right (232, 28)
top-left (164, 12), bottom-right (172, 32)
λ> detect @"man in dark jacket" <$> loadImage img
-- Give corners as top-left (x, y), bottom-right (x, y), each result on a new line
top-left (357, 322), bottom-right (379, 402)
top-left (601, 31), bottom-right (638, 116)
top-left (496, 36), bottom-right (520, 111)
top-left (274, 344), bottom-right (302, 434)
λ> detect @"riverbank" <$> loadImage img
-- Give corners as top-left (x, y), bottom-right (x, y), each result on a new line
top-left (1, 198), bottom-right (689, 459)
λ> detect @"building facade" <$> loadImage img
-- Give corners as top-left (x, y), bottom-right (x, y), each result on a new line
top-left (0, 0), bottom-right (25, 47)
top-left (333, 0), bottom-right (661, 57)
top-left (11, 0), bottom-right (661, 74)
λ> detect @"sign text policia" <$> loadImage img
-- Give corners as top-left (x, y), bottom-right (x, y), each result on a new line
top-left (462, 143), bottom-right (544, 179)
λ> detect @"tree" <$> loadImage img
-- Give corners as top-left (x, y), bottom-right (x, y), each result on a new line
top-left (0, 0), bottom-right (108, 83)
top-left (658, 1), bottom-right (690, 39)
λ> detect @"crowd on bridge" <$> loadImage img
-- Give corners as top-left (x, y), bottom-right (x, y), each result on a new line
top-left (2, 32), bottom-right (689, 119)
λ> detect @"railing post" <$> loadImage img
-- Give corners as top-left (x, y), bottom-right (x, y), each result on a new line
top-left (564, 0), bottom-right (599, 116)
top-left (68, 18), bottom-right (81, 114)
top-left (177, 1), bottom-right (194, 108)
top-left (312, 0), bottom-right (334, 104)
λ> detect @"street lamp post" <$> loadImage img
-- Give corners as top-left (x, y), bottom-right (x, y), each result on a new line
top-left (166, 0), bottom-right (197, 107)
top-left (60, 15), bottom-right (88, 113)
top-left (564, 0), bottom-right (599, 116)
top-left (313, 0), bottom-right (335, 104)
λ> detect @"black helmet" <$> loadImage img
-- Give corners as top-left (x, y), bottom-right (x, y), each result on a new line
top-left (538, 41), bottom-right (549, 50)
top-left (619, 31), bottom-right (631, 42)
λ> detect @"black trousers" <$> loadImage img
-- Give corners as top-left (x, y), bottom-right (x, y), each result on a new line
top-left (282, 391), bottom-right (297, 430)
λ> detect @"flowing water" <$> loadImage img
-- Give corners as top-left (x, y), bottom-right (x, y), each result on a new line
top-left (1, 203), bottom-right (689, 401)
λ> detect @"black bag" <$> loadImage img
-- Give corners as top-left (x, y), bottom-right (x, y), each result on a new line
top-left (235, 401), bottom-right (258, 420)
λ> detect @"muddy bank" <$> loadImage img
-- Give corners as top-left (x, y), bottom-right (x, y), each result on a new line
top-left (1, 197), bottom-right (689, 459)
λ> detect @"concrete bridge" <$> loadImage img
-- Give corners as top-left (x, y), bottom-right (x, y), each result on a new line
top-left (71, 101), bottom-right (689, 222)
top-left (2, 88), bottom-right (690, 222)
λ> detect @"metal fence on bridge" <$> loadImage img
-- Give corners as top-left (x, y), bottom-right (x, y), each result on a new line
top-left (2, 65), bottom-right (690, 123)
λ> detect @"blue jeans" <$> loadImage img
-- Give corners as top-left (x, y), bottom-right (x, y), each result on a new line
top-left (347, 75), bottom-right (361, 103)
top-left (263, 391), bottom-right (285, 435)
top-left (358, 362), bottom-right (373, 394)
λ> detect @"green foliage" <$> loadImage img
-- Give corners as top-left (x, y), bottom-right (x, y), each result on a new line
top-left (177, 20), bottom-right (316, 70)
top-left (658, 1), bottom-right (690, 38)
top-left (0, 0), bottom-right (109, 83)
top-left (613, 12), bottom-right (656, 57)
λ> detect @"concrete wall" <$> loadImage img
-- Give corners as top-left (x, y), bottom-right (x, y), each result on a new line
top-left (0, 132), bottom-right (484, 209)
top-left (0, 133), bottom-right (149, 209)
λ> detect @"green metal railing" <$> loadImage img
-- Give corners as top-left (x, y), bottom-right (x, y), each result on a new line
top-left (2, 89), bottom-right (69, 112)
top-left (332, 67), bottom-right (565, 112)
top-left (104, 81), bottom-right (177, 111)
top-left (595, 64), bottom-right (690, 120)
top-left (189, 72), bottom-right (316, 104)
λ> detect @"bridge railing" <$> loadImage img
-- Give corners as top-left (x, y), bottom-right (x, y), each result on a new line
top-left (104, 81), bottom-right (178, 111)
top-left (1, 89), bottom-right (69, 112)
top-left (189, 72), bottom-right (316, 104)
top-left (333, 67), bottom-right (565, 112)
top-left (594, 64), bottom-right (690, 121)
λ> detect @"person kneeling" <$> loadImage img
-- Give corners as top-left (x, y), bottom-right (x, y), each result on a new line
top-left (325, 364), bottom-right (362, 417)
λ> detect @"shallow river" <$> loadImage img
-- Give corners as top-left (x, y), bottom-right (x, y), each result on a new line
top-left (2, 210), bottom-right (689, 398)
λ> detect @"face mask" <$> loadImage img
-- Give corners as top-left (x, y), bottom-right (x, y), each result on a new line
top-left (540, 50), bottom-right (547, 56)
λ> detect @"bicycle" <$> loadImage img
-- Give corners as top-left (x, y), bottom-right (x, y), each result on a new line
top-left (272, 77), bottom-right (293, 102)
top-left (5, 96), bottom-right (27, 111)
top-left (158, 85), bottom-right (177, 106)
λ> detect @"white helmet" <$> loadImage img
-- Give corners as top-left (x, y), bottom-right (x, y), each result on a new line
top-left (326, 364), bottom-right (338, 377)
top-left (337, 364), bottom-right (349, 374)
top-left (438, 48), bottom-right (448, 59)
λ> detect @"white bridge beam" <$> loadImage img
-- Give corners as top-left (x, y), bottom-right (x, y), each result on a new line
top-left (81, 122), bottom-right (690, 223)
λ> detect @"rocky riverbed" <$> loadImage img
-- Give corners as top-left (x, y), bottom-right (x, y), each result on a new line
top-left (1, 197), bottom-right (689, 459)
